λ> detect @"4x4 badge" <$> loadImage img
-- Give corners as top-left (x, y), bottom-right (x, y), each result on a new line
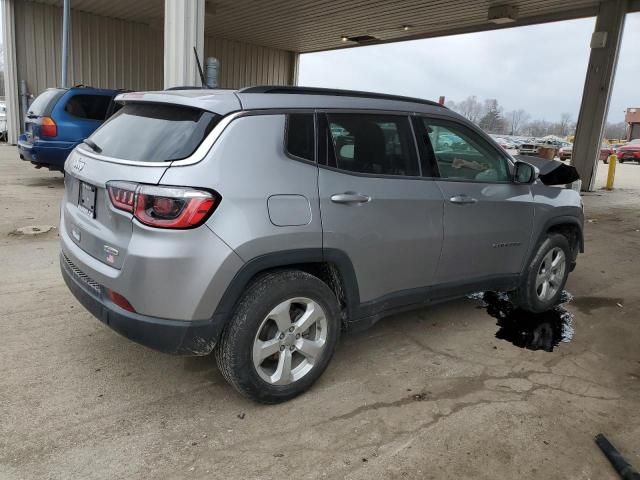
top-left (104, 245), bottom-right (118, 265)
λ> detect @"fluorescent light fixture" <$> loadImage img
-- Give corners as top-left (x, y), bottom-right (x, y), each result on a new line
top-left (488, 5), bottom-right (518, 24)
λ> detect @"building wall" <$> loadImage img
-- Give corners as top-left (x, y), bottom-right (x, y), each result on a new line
top-left (14, 0), bottom-right (294, 101)
top-left (15, 1), bottom-right (164, 95)
top-left (625, 108), bottom-right (640, 124)
top-left (205, 37), bottom-right (295, 88)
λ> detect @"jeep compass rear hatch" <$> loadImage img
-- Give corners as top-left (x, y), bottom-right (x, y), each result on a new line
top-left (62, 102), bottom-right (221, 269)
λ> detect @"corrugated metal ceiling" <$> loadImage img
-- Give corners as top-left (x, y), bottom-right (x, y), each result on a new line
top-left (30, 0), bottom-right (621, 52)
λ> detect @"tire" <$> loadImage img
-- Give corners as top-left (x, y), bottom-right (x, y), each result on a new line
top-left (510, 233), bottom-right (571, 313)
top-left (215, 270), bottom-right (340, 404)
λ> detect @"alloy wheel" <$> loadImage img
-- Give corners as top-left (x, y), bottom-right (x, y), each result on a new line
top-left (536, 247), bottom-right (566, 302)
top-left (252, 297), bottom-right (328, 385)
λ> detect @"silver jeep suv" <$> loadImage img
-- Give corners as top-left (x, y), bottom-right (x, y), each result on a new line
top-left (60, 86), bottom-right (584, 403)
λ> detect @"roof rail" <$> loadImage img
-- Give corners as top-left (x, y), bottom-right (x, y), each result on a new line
top-left (165, 86), bottom-right (210, 91)
top-left (238, 85), bottom-right (444, 108)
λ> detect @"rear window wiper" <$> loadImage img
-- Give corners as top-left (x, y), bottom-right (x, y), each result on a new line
top-left (83, 139), bottom-right (102, 154)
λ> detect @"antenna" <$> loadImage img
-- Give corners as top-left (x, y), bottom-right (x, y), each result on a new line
top-left (193, 47), bottom-right (207, 88)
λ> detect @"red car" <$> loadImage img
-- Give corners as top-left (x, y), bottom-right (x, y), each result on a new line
top-left (558, 145), bottom-right (573, 161)
top-left (600, 144), bottom-right (615, 163)
top-left (614, 139), bottom-right (640, 163)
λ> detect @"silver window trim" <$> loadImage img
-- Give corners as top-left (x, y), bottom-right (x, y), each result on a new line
top-left (73, 107), bottom-right (467, 169)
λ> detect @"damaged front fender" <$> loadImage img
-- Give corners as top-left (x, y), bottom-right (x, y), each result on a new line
top-left (515, 155), bottom-right (580, 186)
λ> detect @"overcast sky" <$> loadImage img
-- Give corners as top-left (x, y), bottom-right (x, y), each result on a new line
top-left (299, 13), bottom-right (640, 124)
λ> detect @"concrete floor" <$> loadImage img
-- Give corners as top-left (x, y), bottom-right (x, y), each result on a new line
top-left (1, 146), bottom-right (639, 479)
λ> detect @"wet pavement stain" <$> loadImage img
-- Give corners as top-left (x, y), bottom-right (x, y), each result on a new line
top-left (570, 296), bottom-right (624, 315)
top-left (474, 291), bottom-right (574, 352)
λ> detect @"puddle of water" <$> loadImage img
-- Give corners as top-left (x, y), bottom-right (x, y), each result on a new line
top-left (473, 291), bottom-right (574, 352)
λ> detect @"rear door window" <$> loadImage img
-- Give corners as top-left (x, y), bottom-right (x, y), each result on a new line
top-left (324, 113), bottom-right (420, 176)
top-left (27, 89), bottom-right (65, 117)
top-left (64, 94), bottom-right (111, 121)
top-left (88, 103), bottom-right (219, 162)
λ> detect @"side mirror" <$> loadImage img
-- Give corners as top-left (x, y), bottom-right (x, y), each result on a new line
top-left (514, 161), bottom-right (539, 184)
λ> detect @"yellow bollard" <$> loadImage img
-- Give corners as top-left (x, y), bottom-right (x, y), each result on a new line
top-left (606, 154), bottom-right (617, 190)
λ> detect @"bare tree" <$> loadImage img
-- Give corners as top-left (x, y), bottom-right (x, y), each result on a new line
top-left (558, 113), bottom-right (572, 137)
top-left (446, 96), bottom-right (581, 139)
top-left (445, 99), bottom-right (457, 111)
top-left (506, 109), bottom-right (530, 135)
top-left (451, 95), bottom-right (483, 124)
top-left (603, 121), bottom-right (628, 140)
top-left (524, 120), bottom-right (552, 137)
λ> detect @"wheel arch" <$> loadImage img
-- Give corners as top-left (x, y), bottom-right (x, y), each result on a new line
top-left (519, 215), bottom-right (584, 281)
top-left (545, 216), bottom-right (584, 255)
top-left (212, 248), bottom-right (361, 329)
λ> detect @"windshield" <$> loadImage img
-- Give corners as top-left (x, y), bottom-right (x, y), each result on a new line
top-left (88, 103), bottom-right (220, 162)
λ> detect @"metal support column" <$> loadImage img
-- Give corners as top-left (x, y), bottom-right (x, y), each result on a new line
top-left (292, 53), bottom-right (301, 86)
top-left (572, 0), bottom-right (628, 191)
top-left (1, 0), bottom-right (20, 144)
top-left (164, 0), bottom-right (205, 89)
top-left (61, 0), bottom-right (71, 88)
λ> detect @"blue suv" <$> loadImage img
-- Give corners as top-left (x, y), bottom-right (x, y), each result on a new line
top-left (18, 86), bottom-right (121, 172)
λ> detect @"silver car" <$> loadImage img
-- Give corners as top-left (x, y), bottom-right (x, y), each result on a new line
top-left (60, 86), bottom-right (584, 403)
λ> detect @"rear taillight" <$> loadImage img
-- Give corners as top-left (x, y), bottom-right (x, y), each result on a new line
top-left (39, 116), bottom-right (57, 137)
top-left (106, 182), bottom-right (218, 229)
top-left (106, 181), bottom-right (137, 212)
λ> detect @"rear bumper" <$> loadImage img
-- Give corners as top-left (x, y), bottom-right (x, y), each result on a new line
top-left (18, 136), bottom-right (76, 170)
top-left (60, 253), bottom-right (224, 355)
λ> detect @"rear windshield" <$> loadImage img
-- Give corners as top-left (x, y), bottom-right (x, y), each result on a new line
top-left (87, 103), bottom-right (220, 162)
top-left (64, 94), bottom-right (111, 120)
top-left (27, 89), bottom-right (65, 117)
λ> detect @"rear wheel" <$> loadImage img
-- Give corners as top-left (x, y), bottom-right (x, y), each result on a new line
top-left (215, 270), bottom-right (340, 404)
top-left (510, 233), bottom-right (571, 313)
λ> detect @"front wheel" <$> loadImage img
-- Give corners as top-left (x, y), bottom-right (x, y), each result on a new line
top-left (215, 270), bottom-right (340, 404)
top-left (510, 234), bottom-right (571, 313)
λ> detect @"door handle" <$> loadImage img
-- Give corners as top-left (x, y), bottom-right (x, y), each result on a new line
top-left (330, 193), bottom-right (371, 204)
top-left (449, 195), bottom-right (478, 205)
